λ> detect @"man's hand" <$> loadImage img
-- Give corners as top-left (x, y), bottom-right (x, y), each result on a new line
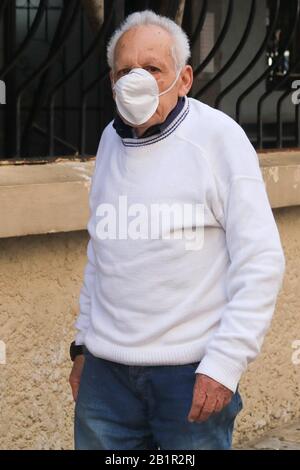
top-left (187, 373), bottom-right (233, 423)
top-left (69, 354), bottom-right (85, 402)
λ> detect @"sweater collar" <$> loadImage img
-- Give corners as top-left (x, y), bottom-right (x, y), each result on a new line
top-left (113, 96), bottom-right (186, 140)
top-left (115, 96), bottom-right (189, 148)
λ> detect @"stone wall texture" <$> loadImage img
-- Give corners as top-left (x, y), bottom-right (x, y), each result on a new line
top-left (0, 206), bottom-right (299, 449)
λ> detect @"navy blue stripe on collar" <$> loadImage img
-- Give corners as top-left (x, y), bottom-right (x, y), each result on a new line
top-left (113, 96), bottom-right (186, 140)
top-left (120, 96), bottom-right (189, 147)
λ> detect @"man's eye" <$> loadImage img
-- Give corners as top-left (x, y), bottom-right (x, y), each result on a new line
top-left (145, 66), bottom-right (160, 73)
top-left (118, 69), bottom-right (131, 77)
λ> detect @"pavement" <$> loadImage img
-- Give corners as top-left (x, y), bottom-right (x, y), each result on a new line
top-left (237, 420), bottom-right (300, 450)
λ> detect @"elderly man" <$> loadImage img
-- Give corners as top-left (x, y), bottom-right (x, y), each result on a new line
top-left (69, 10), bottom-right (285, 450)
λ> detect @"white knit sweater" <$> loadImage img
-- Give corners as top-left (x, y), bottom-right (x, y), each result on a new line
top-left (74, 96), bottom-right (285, 392)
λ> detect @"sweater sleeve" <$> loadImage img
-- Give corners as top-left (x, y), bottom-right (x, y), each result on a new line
top-left (195, 124), bottom-right (286, 392)
top-left (74, 237), bottom-right (97, 345)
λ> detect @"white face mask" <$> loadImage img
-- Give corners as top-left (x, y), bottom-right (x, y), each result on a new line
top-left (112, 67), bottom-right (181, 126)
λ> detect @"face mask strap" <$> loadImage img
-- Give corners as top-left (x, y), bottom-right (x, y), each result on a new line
top-left (158, 68), bottom-right (182, 97)
top-left (112, 76), bottom-right (120, 91)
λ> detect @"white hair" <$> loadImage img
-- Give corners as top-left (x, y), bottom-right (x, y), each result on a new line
top-left (106, 9), bottom-right (191, 71)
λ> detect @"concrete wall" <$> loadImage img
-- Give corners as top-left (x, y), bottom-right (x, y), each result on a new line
top-left (0, 205), bottom-right (299, 449)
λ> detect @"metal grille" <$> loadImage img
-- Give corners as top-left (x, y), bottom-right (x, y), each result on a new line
top-left (0, 0), bottom-right (299, 160)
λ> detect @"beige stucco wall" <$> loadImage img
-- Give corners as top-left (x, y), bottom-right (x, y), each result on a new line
top-left (235, 206), bottom-right (300, 446)
top-left (0, 205), bottom-right (299, 449)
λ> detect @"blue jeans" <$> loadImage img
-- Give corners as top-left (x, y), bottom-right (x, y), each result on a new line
top-left (74, 346), bottom-right (243, 450)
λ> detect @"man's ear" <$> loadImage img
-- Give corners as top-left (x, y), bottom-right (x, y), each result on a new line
top-left (178, 65), bottom-right (193, 97)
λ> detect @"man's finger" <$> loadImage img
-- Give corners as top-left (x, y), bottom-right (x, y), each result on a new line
top-left (187, 389), bottom-right (206, 422)
top-left (69, 378), bottom-right (80, 402)
top-left (214, 396), bottom-right (225, 414)
top-left (71, 383), bottom-right (79, 402)
top-left (197, 396), bottom-right (217, 422)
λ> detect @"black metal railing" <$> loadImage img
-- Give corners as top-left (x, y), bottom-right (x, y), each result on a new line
top-left (0, 0), bottom-right (299, 160)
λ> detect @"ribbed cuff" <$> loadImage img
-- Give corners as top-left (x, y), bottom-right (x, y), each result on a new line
top-left (75, 331), bottom-right (86, 346)
top-left (195, 353), bottom-right (243, 393)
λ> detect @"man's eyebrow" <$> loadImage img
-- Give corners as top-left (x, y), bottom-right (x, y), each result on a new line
top-left (115, 58), bottom-right (166, 71)
top-left (116, 65), bottom-right (131, 71)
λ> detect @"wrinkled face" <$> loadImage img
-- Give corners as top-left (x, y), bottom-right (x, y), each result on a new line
top-left (110, 25), bottom-right (193, 135)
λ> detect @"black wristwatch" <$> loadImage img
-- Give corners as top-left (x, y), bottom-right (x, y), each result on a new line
top-left (70, 340), bottom-right (84, 361)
